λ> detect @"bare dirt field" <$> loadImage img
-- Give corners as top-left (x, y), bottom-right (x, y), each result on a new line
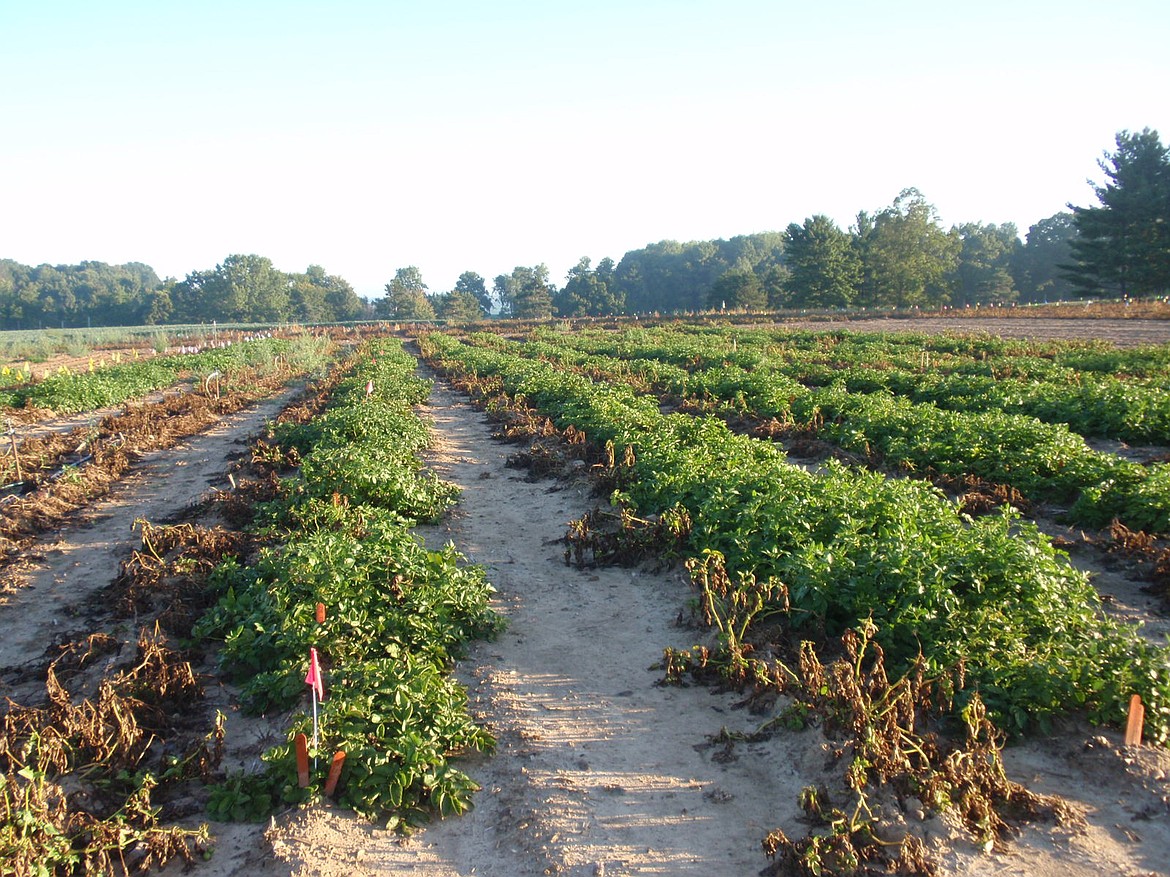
top-left (2, 319), bottom-right (1168, 877)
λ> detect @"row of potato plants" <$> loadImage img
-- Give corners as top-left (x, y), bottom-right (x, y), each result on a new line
top-left (552, 325), bottom-right (1170, 444)
top-left (522, 327), bottom-right (1170, 536)
top-left (709, 325), bottom-right (1170, 445)
top-left (0, 335), bottom-right (318, 415)
top-left (650, 323), bottom-right (1170, 383)
top-left (0, 353), bottom-right (351, 872)
top-left (195, 339), bottom-right (502, 827)
top-left (420, 330), bottom-right (1170, 743)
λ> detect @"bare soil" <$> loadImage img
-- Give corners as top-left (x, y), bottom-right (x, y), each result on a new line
top-left (2, 319), bottom-right (1168, 876)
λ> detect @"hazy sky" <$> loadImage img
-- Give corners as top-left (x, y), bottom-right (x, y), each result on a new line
top-left (2, 0), bottom-right (1167, 298)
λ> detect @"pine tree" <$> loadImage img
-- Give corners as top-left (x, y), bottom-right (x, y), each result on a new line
top-left (1066, 128), bottom-right (1170, 297)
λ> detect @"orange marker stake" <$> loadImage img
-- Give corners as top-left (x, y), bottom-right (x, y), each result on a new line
top-left (324, 750), bottom-right (347, 796)
top-left (295, 733), bottom-right (310, 787)
top-left (315, 602), bottom-right (326, 624)
top-left (1125, 694), bottom-right (1145, 747)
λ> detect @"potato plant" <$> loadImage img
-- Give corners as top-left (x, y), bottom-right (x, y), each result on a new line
top-left (197, 340), bottom-right (502, 826)
top-left (523, 326), bottom-right (1170, 535)
top-left (421, 330), bottom-right (1170, 744)
top-left (537, 322), bottom-right (1170, 443)
top-left (5, 334), bottom-right (330, 415)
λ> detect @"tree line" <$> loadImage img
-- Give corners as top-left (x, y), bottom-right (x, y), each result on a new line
top-left (3, 128), bottom-right (1166, 329)
top-left (341, 128), bottom-right (1170, 321)
top-left (0, 256), bottom-right (368, 330)
top-left (377, 202), bottom-right (1080, 321)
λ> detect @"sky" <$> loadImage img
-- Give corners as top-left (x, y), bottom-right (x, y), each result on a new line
top-left (2, 0), bottom-right (1168, 300)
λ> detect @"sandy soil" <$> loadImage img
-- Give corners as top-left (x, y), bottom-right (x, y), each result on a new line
top-left (0, 390), bottom-right (297, 662)
top-left (2, 328), bottom-right (1168, 876)
top-left (0, 388), bottom-right (305, 874)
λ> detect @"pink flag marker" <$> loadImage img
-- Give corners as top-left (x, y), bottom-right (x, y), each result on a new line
top-left (305, 647), bottom-right (325, 701)
top-left (305, 646), bottom-right (325, 756)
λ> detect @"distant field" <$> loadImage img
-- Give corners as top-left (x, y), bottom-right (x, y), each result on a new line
top-left (786, 315), bottom-right (1170, 347)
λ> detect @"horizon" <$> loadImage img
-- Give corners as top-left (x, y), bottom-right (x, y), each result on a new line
top-left (2, 1), bottom-right (1167, 298)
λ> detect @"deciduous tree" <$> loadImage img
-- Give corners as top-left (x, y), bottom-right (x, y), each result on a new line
top-left (171, 254), bottom-right (289, 323)
top-left (1012, 212), bottom-right (1079, 302)
top-left (379, 266), bottom-right (435, 320)
top-left (430, 289), bottom-right (484, 322)
top-left (707, 268), bottom-right (766, 310)
top-left (554, 257), bottom-right (625, 316)
top-left (494, 265), bottom-right (553, 319)
top-left (857, 189), bottom-right (960, 308)
top-left (952, 222), bottom-right (1020, 306)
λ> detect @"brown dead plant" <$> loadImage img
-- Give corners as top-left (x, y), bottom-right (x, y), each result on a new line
top-left (110, 519), bottom-right (245, 636)
top-left (758, 623), bottom-right (1078, 876)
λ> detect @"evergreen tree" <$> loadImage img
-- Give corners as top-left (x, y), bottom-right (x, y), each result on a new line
top-left (782, 215), bottom-right (861, 309)
top-left (454, 271), bottom-right (493, 314)
top-left (1066, 128), bottom-right (1170, 297)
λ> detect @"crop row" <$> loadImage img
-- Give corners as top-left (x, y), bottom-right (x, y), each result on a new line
top-left (0, 335), bottom-right (321, 415)
top-left (0, 340), bottom-right (491, 873)
top-left (420, 330), bottom-right (1170, 743)
top-left (195, 340), bottom-right (502, 826)
top-left (547, 325), bottom-right (1170, 444)
top-left (516, 328), bottom-right (1170, 536)
top-left (608, 323), bottom-right (1170, 382)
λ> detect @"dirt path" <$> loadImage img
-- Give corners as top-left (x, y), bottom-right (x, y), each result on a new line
top-left (262, 379), bottom-right (813, 876)
top-left (259, 377), bottom-right (1170, 877)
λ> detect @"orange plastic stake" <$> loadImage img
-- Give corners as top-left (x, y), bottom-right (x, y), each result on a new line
top-left (324, 750), bottom-right (347, 796)
top-left (1125, 694), bottom-right (1145, 747)
top-left (315, 602), bottom-right (326, 624)
top-left (295, 733), bottom-right (310, 787)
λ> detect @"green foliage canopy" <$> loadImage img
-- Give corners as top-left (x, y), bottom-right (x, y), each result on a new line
top-left (856, 188), bottom-right (961, 309)
top-left (494, 265), bottom-right (554, 319)
top-left (553, 257), bottom-right (625, 317)
top-left (1013, 212), bottom-right (1079, 303)
top-left (378, 266), bottom-right (436, 320)
top-left (952, 222), bottom-right (1020, 307)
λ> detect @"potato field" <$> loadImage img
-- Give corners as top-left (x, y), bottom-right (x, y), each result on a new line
top-left (1, 318), bottom-right (1168, 877)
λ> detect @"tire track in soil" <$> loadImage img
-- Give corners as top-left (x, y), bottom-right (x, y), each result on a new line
top-left (262, 378), bottom-right (810, 877)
